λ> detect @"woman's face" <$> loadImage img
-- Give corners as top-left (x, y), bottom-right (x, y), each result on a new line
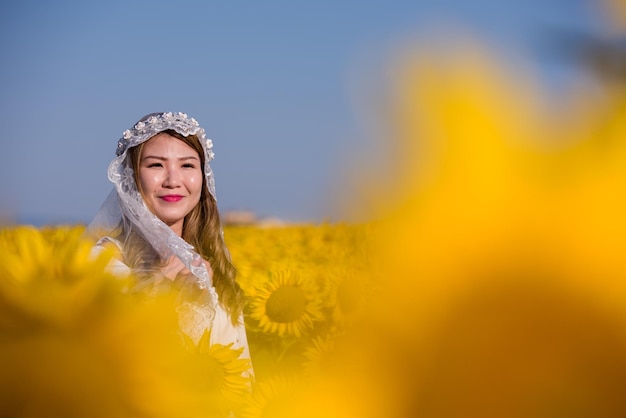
top-left (137, 132), bottom-right (203, 236)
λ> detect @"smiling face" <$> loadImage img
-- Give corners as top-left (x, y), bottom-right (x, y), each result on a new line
top-left (136, 132), bottom-right (204, 236)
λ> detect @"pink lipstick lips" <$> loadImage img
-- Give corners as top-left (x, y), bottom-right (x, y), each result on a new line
top-left (160, 195), bottom-right (183, 203)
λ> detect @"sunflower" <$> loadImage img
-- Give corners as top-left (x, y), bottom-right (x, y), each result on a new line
top-left (248, 268), bottom-right (324, 338)
top-left (0, 225), bottom-right (123, 329)
top-left (0, 226), bottom-right (216, 418)
top-left (301, 334), bottom-right (337, 377)
top-left (322, 266), bottom-right (371, 327)
top-left (240, 374), bottom-right (302, 418)
top-left (183, 330), bottom-right (253, 415)
top-left (340, 29), bottom-right (626, 417)
top-left (241, 370), bottom-right (387, 418)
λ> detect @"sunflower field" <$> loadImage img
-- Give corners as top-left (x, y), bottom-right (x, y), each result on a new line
top-left (5, 2), bottom-right (626, 416)
top-left (0, 222), bottom-right (376, 418)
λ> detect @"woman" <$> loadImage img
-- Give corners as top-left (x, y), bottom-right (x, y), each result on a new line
top-left (88, 112), bottom-right (250, 360)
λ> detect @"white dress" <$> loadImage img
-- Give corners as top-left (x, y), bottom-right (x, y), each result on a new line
top-left (90, 239), bottom-right (252, 362)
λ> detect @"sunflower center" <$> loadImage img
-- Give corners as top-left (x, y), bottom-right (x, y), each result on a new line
top-left (265, 285), bottom-right (306, 323)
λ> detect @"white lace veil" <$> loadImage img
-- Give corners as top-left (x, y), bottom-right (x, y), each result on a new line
top-left (86, 112), bottom-right (218, 297)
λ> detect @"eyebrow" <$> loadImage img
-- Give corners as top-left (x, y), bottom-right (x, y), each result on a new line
top-left (142, 155), bottom-right (200, 161)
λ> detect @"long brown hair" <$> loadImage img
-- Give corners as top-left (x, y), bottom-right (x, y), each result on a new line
top-left (123, 129), bottom-right (244, 324)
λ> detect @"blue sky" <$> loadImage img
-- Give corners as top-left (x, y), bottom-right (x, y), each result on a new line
top-left (0, 0), bottom-right (605, 225)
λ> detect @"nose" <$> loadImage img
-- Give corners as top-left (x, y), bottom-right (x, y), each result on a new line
top-left (162, 166), bottom-right (181, 188)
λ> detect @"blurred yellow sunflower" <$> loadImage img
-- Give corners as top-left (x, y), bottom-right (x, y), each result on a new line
top-left (0, 226), bottom-right (217, 418)
top-left (240, 374), bottom-right (301, 418)
top-left (301, 334), bottom-right (337, 377)
top-left (249, 269), bottom-right (324, 338)
top-left (0, 225), bottom-right (123, 328)
top-left (184, 330), bottom-right (253, 415)
top-left (335, 30), bottom-right (626, 417)
top-left (322, 266), bottom-right (371, 327)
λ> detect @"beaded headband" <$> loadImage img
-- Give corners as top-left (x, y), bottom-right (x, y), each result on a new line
top-left (115, 111), bottom-right (214, 161)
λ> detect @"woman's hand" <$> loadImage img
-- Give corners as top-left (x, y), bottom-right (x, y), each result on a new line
top-left (159, 256), bottom-right (214, 306)
top-left (161, 255), bottom-right (189, 280)
top-left (160, 256), bottom-right (213, 282)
